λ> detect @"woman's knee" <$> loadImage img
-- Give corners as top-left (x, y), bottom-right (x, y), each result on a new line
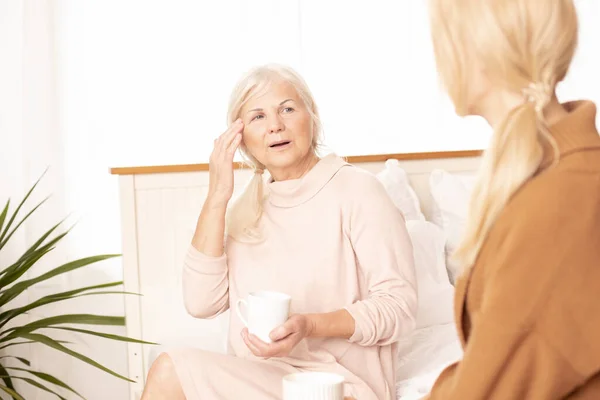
top-left (147, 353), bottom-right (179, 384)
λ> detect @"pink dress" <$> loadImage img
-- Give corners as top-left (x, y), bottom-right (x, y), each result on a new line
top-left (167, 154), bottom-right (417, 399)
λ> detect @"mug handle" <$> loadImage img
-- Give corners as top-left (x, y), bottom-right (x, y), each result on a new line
top-left (236, 299), bottom-right (249, 326)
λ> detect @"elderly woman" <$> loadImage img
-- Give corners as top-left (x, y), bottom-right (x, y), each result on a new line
top-left (140, 64), bottom-right (417, 400)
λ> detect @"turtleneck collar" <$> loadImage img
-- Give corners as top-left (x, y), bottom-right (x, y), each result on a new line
top-left (541, 100), bottom-right (600, 168)
top-left (267, 153), bottom-right (349, 208)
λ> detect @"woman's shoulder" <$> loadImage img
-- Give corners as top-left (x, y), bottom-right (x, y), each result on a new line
top-left (325, 163), bottom-right (402, 215)
top-left (488, 159), bottom-right (600, 257)
top-left (332, 163), bottom-right (389, 195)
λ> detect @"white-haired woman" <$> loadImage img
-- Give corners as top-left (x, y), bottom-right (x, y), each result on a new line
top-left (426, 0), bottom-right (600, 398)
top-left (140, 65), bottom-right (417, 400)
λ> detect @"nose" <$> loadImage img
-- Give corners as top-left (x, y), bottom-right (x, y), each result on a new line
top-left (269, 115), bottom-right (285, 134)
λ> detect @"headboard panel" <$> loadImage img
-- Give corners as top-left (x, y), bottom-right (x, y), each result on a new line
top-left (111, 150), bottom-right (482, 400)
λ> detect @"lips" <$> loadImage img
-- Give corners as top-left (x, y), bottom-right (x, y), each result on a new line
top-left (269, 140), bottom-right (291, 148)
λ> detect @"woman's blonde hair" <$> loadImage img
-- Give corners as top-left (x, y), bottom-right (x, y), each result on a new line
top-left (429, 0), bottom-right (578, 268)
top-left (225, 64), bottom-right (322, 242)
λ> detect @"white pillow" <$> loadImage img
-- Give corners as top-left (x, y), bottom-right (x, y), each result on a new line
top-left (429, 170), bottom-right (477, 284)
top-left (405, 220), bottom-right (454, 329)
top-left (376, 159), bottom-right (425, 221)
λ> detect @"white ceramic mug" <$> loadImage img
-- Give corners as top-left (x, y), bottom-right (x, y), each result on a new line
top-left (282, 372), bottom-right (345, 400)
top-left (236, 291), bottom-right (291, 343)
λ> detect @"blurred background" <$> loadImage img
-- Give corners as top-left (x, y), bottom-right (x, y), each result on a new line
top-left (0, 1), bottom-right (598, 399)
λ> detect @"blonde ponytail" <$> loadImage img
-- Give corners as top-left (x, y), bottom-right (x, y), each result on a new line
top-left (429, 0), bottom-right (577, 270)
top-left (453, 92), bottom-right (556, 266)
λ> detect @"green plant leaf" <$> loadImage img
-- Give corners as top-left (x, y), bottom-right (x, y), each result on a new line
top-left (10, 218), bottom-right (64, 265)
top-left (0, 200), bottom-right (9, 244)
top-left (48, 326), bottom-right (158, 345)
top-left (0, 219), bottom-right (68, 284)
top-left (0, 225), bottom-right (71, 292)
top-left (0, 167), bottom-right (48, 249)
top-left (0, 340), bottom-right (73, 352)
top-left (64, 290), bottom-right (138, 299)
top-left (0, 364), bottom-right (16, 400)
top-left (0, 281), bottom-right (130, 327)
top-left (43, 281), bottom-right (125, 300)
top-left (0, 171), bottom-right (139, 398)
top-left (0, 196), bottom-right (50, 252)
top-left (2, 314), bottom-right (125, 342)
top-left (17, 333), bottom-right (134, 383)
top-left (0, 341), bottom-right (37, 352)
top-left (0, 254), bottom-right (120, 307)
top-left (0, 356), bottom-right (30, 367)
top-left (5, 367), bottom-right (83, 399)
top-left (0, 375), bottom-right (67, 400)
top-left (0, 384), bottom-right (24, 400)
top-left (0, 245), bottom-right (55, 297)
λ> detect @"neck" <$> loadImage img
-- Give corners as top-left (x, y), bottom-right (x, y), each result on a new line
top-left (478, 91), bottom-right (569, 129)
top-left (268, 152), bottom-right (320, 181)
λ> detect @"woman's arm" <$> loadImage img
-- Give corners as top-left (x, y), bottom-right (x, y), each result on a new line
top-left (305, 309), bottom-right (355, 339)
top-left (191, 197), bottom-right (228, 256)
top-left (342, 171), bottom-right (418, 346)
top-left (183, 121), bottom-right (243, 318)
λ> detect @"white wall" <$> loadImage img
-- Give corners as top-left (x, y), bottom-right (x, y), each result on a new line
top-left (62, 0), bottom-right (489, 171)
top-left (59, 0), bottom-right (600, 171)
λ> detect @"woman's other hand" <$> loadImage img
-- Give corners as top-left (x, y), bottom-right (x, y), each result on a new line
top-left (241, 314), bottom-right (314, 358)
top-left (207, 119), bottom-right (244, 208)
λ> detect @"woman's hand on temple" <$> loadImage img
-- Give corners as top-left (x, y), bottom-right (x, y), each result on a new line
top-left (206, 119), bottom-right (244, 208)
top-left (241, 314), bottom-right (314, 358)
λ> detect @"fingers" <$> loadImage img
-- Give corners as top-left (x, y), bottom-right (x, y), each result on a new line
top-left (227, 133), bottom-right (242, 156)
top-left (218, 119), bottom-right (244, 151)
top-left (242, 330), bottom-right (274, 357)
top-left (241, 329), bottom-right (289, 358)
top-left (222, 118), bottom-right (243, 140)
top-left (269, 322), bottom-right (293, 342)
top-left (249, 332), bottom-right (279, 357)
top-left (241, 329), bottom-right (265, 357)
top-left (212, 119), bottom-right (244, 162)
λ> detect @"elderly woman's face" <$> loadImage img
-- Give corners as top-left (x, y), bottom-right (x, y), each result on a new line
top-left (240, 80), bottom-right (314, 171)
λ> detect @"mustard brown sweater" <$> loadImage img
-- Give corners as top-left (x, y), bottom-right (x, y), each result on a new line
top-left (428, 101), bottom-right (600, 399)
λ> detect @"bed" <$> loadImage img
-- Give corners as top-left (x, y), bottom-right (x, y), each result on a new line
top-left (110, 149), bottom-right (482, 400)
top-left (395, 322), bottom-right (462, 398)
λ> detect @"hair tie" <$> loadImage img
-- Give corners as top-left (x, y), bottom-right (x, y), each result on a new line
top-left (254, 169), bottom-right (264, 175)
top-left (522, 82), bottom-right (551, 113)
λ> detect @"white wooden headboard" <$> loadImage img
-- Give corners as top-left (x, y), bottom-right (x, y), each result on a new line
top-left (111, 150), bottom-right (482, 400)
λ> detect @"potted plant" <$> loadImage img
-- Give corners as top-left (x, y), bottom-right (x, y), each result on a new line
top-left (0, 173), bottom-right (154, 399)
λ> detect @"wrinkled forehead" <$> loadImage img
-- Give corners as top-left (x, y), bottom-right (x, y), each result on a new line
top-left (241, 78), bottom-right (302, 112)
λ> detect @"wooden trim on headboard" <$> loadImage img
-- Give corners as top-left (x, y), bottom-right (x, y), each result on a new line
top-left (109, 149), bottom-right (484, 175)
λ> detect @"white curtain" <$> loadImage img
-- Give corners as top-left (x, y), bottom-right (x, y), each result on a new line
top-left (1, 1), bottom-right (128, 399)
top-left (1, 1), bottom-right (599, 399)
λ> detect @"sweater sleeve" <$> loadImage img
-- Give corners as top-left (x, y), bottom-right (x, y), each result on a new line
top-left (182, 244), bottom-right (230, 319)
top-left (344, 173), bottom-right (418, 346)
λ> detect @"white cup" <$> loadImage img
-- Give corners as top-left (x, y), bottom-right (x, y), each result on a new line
top-left (236, 291), bottom-right (291, 343)
top-left (282, 372), bottom-right (345, 400)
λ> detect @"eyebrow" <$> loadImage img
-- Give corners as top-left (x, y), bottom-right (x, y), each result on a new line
top-left (246, 99), bottom-right (295, 114)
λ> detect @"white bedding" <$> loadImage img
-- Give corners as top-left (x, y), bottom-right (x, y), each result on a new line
top-left (395, 322), bottom-right (463, 399)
